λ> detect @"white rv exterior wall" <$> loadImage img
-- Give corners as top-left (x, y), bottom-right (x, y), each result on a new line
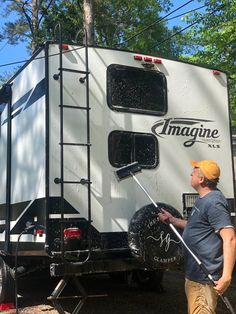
top-left (2, 52), bottom-right (46, 204)
top-left (48, 45), bottom-right (234, 233)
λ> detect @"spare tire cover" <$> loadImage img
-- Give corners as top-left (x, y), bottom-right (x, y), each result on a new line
top-left (128, 202), bottom-right (183, 269)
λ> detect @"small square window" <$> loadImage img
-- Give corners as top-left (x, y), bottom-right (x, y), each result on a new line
top-left (108, 131), bottom-right (158, 169)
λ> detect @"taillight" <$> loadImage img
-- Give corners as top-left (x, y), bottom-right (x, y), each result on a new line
top-left (35, 229), bottom-right (44, 237)
top-left (64, 227), bottom-right (82, 239)
top-left (0, 303), bottom-right (14, 310)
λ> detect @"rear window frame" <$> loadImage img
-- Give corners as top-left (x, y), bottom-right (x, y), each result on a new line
top-left (108, 130), bottom-right (159, 169)
top-left (107, 64), bottom-right (167, 116)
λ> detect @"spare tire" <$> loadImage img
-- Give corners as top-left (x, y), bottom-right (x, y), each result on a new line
top-left (128, 202), bottom-right (183, 269)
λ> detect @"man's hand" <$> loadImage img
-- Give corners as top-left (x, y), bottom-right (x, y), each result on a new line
top-left (214, 276), bottom-right (231, 295)
top-left (158, 209), bottom-right (173, 224)
top-left (157, 209), bottom-right (187, 229)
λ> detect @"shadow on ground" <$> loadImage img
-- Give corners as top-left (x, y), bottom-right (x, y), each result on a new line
top-left (1, 269), bottom-right (236, 314)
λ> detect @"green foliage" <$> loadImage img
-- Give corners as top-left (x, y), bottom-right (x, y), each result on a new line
top-left (0, 1), bottom-right (82, 50)
top-left (0, 73), bottom-right (10, 87)
top-left (0, 0), bottom-right (187, 84)
top-left (39, 0), bottom-right (181, 58)
top-left (0, 0), bottom-right (184, 57)
top-left (93, 0), bottom-right (174, 56)
top-left (1, 1), bottom-right (43, 50)
top-left (179, 0), bottom-right (236, 130)
top-left (41, 1), bottom-right (84, 44)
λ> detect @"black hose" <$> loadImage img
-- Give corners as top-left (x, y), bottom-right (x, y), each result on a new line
top-left (14, 225), bottom-right (35, 314)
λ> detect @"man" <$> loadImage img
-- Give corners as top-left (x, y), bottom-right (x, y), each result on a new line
top-left (159, 160), bottom-right (236, 314)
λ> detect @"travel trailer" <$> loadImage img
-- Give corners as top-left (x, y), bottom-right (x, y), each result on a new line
top-left (0, 42), bottom-right (235, 311)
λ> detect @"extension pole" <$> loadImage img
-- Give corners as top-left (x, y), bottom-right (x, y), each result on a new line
top-left (129, 172), bottom-right (236, 314)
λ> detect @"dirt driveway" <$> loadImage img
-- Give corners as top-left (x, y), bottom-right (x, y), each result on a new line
top-left (1, 269), bottom-right (236, 314)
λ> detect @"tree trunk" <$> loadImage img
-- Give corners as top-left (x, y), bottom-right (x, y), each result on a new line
top-left (31, 0), bottom-right (38, 51)
top-left (83, 0), bottom-right (94, 46)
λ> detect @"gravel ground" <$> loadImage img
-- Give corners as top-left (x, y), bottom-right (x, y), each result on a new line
top-left (1, 269), bottom-right (236, 314)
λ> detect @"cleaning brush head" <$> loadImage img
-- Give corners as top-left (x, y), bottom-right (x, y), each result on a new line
top-left (115, 161), bottom-right (142, 180)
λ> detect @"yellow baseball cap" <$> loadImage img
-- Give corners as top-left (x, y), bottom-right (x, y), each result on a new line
top-left (191, 160), bottom-right (220, 181)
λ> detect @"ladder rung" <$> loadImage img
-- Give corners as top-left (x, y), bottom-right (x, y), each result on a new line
top-left (59, 142), bottom-right (91, 147)
top-left (55, 179), bottom-right (91, 185)
top-left (59, 67), bottom-right (89, 75)
top-left (60, 105), bottom-right (90, 110)
top-left (65, 180), bottom-right (91, 185)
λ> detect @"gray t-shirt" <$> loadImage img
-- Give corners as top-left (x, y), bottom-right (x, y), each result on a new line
top-left (182, 189), bottom-right (234, 284)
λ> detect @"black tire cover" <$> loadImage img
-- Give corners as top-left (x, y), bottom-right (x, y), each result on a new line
top-left (128, 202), bottom-right (183, 269)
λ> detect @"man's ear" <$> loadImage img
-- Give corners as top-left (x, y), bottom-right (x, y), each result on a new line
top-left (199, 176), bottom-right (205, 184)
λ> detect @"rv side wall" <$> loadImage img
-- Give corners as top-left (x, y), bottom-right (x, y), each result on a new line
top-left (48, 45), bottom-right (234, 234)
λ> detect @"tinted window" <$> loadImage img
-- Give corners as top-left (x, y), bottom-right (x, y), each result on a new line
top-left (107, 64), bottom-right (167, 115)
top-left (108, 131), bottom-right (158, 169)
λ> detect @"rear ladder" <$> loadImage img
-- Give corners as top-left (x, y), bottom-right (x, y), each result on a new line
top-left (49, 27), bottom-right (94, 314)
top-left (54, 27), bottom-right (92, 261)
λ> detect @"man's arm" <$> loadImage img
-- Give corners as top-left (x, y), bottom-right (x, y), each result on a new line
top-left (214, 227), bottom-right (236, 295)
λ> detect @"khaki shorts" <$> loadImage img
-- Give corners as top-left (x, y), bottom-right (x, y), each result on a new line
top-left (185, 278), bottom-right (218, 314)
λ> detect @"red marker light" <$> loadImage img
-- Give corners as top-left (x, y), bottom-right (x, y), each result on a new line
top-left (144, 57), bottom-right (152, 62)
top-left (60, 44), bottom-right (69, 50)
top-left (153, 58), bottom-right (162, 64)
top-left (213, 70), bottom-right (220, 75)
top-left (134, 55), bottom-right (142, 61)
